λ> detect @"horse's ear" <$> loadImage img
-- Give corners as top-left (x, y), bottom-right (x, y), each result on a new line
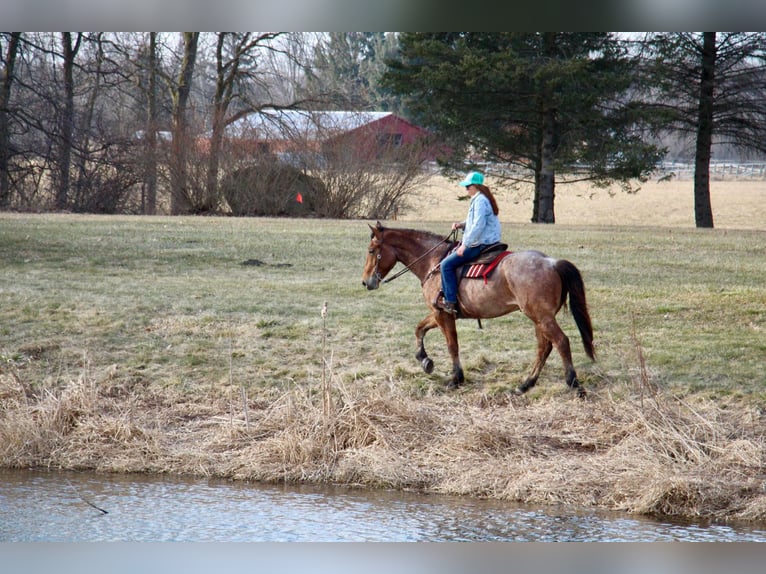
top-left (369, 221), bottom-right (383, 239)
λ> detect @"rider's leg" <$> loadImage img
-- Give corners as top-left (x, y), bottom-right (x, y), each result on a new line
top-left (440, 245), bottom-right (483, 304)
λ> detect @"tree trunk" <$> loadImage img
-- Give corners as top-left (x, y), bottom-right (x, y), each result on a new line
top-left (56, 33), bottom-right (80, 211)
top-left (533, 32), bottom-right (557, 224)
top-left (170, 32), bottom-right (199, 215)
top-left (531, 165), bottom-right (540, 222)
top-left (0, 33), bottom-right (21, 209)
top-left (693, 32), bottom-right (716, 228)
top-left (145, 32), bottom-right (158, 215)
top-left (205, 117), bottom-right (223, 213)
top-left (537, 106), bottom-right (557, 223)
top-left (205, 33), bottom-right (231, 214)
top-left (72, 33), bottom-right (102, 211)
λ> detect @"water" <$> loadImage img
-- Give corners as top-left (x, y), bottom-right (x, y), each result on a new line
top-left (2, 469), bottom-right (766, 542)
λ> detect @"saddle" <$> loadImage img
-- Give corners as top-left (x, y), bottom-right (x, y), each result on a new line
top-left (459, 242), bottom-right (510, 283)
top-left (432, 242), bottom-right (512, 319)
top-left (430, 241), bottom-right (511, 286)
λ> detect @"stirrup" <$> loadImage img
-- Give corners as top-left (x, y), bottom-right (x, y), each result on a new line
top-left (436, 296), bottom-right (457, 315)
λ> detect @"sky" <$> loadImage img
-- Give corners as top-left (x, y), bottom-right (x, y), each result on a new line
top-left (5, 0), bottom-right (766, 31)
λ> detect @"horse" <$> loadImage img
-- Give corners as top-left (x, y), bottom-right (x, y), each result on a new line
top-left (361, 221), bottom-right (595, 398)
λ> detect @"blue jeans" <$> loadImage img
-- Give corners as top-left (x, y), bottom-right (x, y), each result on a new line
top-left (440, 244), bottom-right (484, 304)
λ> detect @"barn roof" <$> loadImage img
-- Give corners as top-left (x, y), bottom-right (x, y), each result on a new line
top-left (226, 110), bottom-right (394, 140)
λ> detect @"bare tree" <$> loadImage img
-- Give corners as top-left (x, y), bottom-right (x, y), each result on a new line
top-left (203, 32), bottom-right (285, 213)
top-left (1, 33), bottom-right (426, 216)
top-left (145, 32), bottom-right (158, 215)
top-left (168, 32), bottom-right (199, 215)
top-left (0, 33), bottom-right (21, 208)
top-left (55, 32), bottom-right (82, 210)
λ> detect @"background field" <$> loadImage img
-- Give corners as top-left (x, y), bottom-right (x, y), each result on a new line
top-left (405, 175), bottom-right (766, 229)
top-left (1, 178), bottom-right (765, 521)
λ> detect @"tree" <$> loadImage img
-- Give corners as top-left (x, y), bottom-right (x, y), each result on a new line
top-left (0, 33), bottom-right (21, 209)
top-left (204, 32), bottom-right (285, 213)
top-left (647, 32), bottom-right (766, 228)
top-left (0, 33), bottom-right (424, 216)
top-left (307, 33), bottom-right (401, 112)
top-left (144, 32), bottom-right (159, 215)
top-left (50, 33), bottom-right (144, 213)
top-left (56, 32), bottom-right (82, 210)
top-left (168, 32), bottom-right (199, 215)
top-left (384, 32), bottom-right (663, 223)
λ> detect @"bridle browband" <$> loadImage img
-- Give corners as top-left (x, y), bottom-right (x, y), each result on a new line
top-left (377, 229), bottom-right (457, 285)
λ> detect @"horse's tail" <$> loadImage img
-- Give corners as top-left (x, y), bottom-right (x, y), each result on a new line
top-left (555, 259), bottom-right (595, 361)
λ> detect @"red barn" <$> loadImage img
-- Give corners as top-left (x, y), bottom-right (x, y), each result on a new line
top-left (225, 110), bottom-right (440, 164)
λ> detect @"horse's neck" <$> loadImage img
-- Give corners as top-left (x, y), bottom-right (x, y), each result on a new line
top-left (391, 230), bottom-right (446, 280)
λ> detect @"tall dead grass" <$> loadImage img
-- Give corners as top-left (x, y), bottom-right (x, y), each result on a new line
top-left (2, 345), bottom-right (765, 522)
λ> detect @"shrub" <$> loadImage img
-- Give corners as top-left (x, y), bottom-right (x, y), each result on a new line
top-left (221, 160), bottom-right (326, 217)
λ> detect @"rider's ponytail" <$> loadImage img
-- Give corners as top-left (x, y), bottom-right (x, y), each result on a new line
top-left (475, 184), bottom-right (499, 216)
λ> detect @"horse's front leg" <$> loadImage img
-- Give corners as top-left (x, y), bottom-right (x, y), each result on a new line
top-left (435, 313), bottom-right (464, 389)
top-left (415, 312), bottom-right (439, 374)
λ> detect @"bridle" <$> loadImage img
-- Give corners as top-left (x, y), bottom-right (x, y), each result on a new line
top-left (371, 229), bottom-right (457, 285)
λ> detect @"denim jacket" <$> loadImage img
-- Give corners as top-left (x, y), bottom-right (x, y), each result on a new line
top-left (461, 192), bottom-right (501, 247)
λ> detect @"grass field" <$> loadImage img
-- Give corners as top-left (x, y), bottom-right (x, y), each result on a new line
top-left (406, 175), bottom-right (766, 229)
top-left (1, 177), bottom-right (765, 522)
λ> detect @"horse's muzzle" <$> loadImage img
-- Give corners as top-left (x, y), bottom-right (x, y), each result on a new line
top-left (362, 274), bottom-right (380, 290)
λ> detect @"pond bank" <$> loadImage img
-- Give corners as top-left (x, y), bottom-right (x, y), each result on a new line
top-left (2, 370), bottom-right (765, 523)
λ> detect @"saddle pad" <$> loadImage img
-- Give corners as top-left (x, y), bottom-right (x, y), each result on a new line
top-left (462, 251), bottom-right (511, 284)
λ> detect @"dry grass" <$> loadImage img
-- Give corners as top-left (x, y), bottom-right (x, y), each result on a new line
top-left (404, 175), bottom-right (766, 230)
top-left (2, 355), bottom-right (765, 522)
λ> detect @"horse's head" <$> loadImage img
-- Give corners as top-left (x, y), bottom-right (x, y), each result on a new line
top-left (361, 221), bottom-right (398, 290)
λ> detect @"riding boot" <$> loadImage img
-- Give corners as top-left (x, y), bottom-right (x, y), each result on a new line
top-left (435, 293), bottom-right (457, 314)
top-left (441, 301), bottom-right (457, 314)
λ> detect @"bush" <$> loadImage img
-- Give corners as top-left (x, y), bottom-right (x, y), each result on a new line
top-left (221, 161), bottom-right (326, 217)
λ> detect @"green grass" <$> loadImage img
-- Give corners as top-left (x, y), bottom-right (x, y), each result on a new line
top-left (1, 214), bottom-right (765, 402)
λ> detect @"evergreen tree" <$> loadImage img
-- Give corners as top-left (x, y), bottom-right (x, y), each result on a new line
top-left (384, 32), bottom-right (662, 223)
top-left (307, 32), bottom-right (401, 111)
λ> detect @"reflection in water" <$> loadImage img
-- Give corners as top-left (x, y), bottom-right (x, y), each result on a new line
top-left (1, 469), bottom-right (765, 542)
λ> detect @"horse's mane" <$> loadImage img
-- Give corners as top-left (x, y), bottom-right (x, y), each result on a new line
top-left (380, 225), bottom-right (446, 245)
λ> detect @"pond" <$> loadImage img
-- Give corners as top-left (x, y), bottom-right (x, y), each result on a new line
top-left (2, 469), bottom-right (765, 542)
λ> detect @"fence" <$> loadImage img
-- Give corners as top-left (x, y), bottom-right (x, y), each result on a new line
top-left (656, 161), bottom-right (766, 180)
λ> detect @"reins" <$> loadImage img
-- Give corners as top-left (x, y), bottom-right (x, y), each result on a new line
top-left (381, 229), bottom-right (457, 284)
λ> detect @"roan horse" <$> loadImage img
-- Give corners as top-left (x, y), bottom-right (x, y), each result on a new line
top-left (361, 222), bottom-right (595, 397)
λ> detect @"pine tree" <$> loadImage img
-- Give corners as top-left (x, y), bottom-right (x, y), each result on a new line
top-left (384, 32), bottom-right (662, 223)
top-left (307, 32), bottom-right (400, 111)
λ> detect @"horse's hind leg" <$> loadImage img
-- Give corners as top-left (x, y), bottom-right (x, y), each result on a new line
top-left (541, 318), bottom-right (586, 398)
top-left (515, 324), bottom-right (553, 395)
top-left (517, 318), bottom-right (585, 398)
top-left (415, 313), bottom-right (439, 374)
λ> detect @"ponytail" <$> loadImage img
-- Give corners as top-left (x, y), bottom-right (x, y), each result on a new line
top-left (475, 184), bottom-right (499, 216)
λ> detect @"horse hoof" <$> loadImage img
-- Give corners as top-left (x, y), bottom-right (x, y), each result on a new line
top-left (421, 357), bottom-right (434, 374)
top-left (512, 386), bottom-right (525, 396)
top-left (576, 388), bottom-right (587, 399)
